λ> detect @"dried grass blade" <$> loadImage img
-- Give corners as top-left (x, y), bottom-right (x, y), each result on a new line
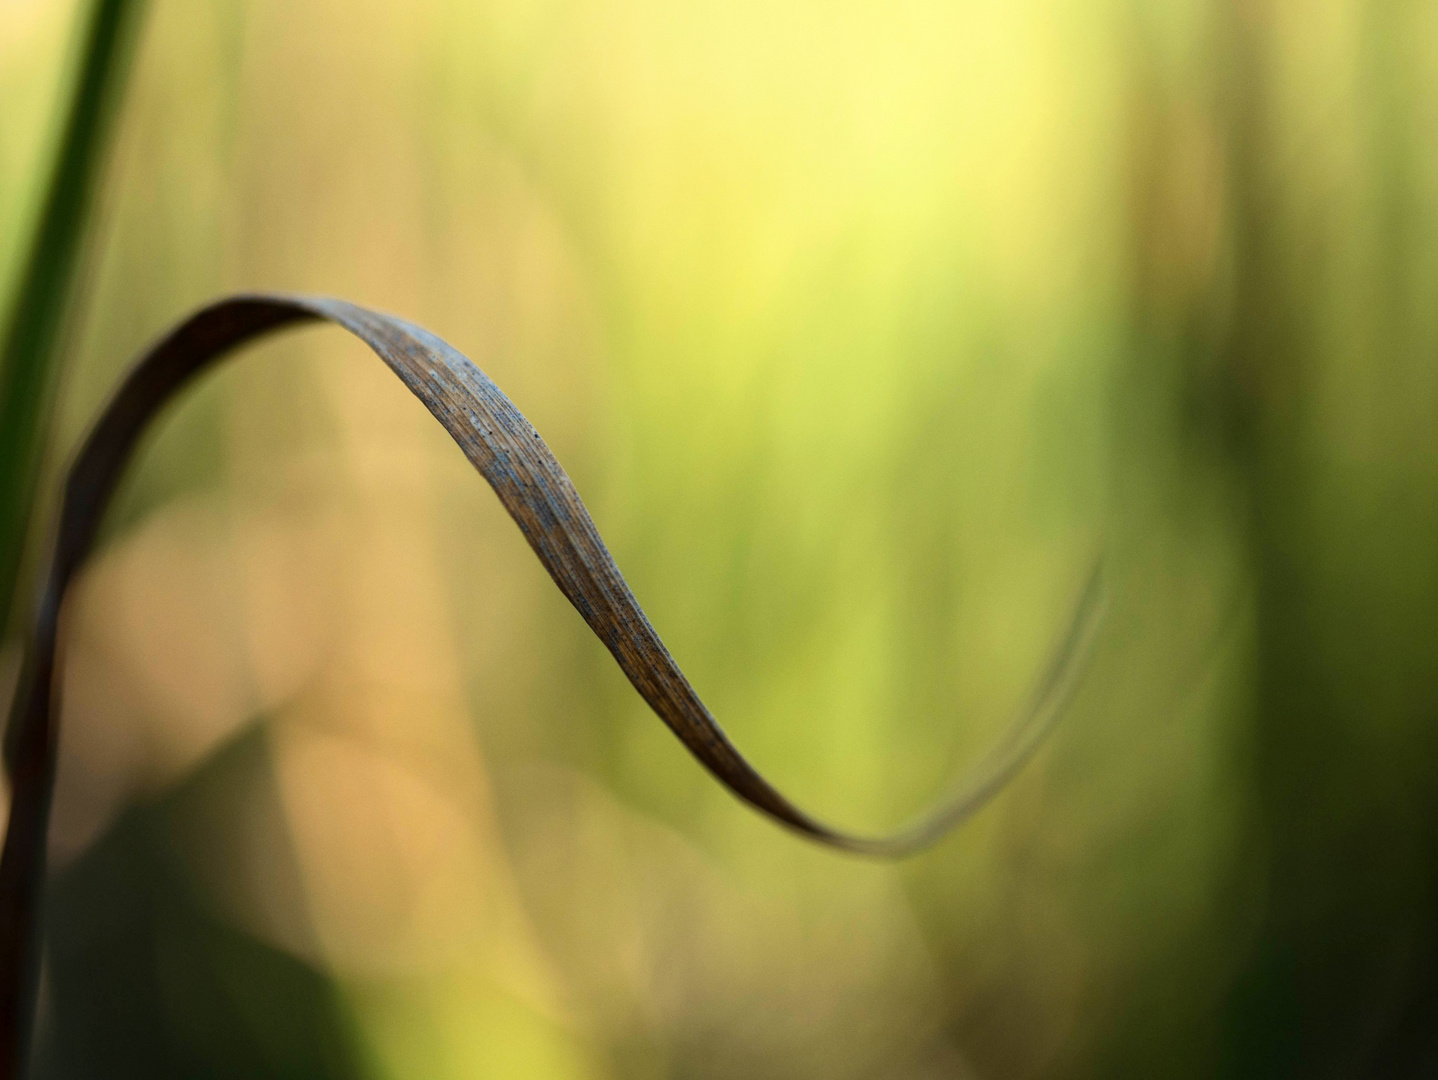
top-left (0, 294), bottom-right (1104, 1075)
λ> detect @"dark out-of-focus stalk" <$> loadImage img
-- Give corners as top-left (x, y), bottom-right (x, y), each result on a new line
top-left (0, 0), bottom-right (147, 637)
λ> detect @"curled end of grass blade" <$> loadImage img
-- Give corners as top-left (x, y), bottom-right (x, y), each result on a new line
top-left (0, 294), bottom-right (1105, 1073)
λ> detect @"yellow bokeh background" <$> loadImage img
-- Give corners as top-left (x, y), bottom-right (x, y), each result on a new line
top-left (6, 0), bottom-right (1438, 1076)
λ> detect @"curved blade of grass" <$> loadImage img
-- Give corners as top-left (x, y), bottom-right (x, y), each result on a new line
top-left (0, 294), bottom-right (1105, 1074)
top-left (0, 0), bottom-right (148, 636)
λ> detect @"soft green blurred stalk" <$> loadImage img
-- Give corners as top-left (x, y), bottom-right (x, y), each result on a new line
top-left (0, 0), bottom-right (145, 634)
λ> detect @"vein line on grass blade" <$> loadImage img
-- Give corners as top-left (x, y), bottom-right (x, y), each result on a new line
top-left (0, 294), bottom-right (1105, 1077)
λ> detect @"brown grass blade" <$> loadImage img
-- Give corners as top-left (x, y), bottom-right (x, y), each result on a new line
top-left (0, 294), bottom-right (1105, 1075)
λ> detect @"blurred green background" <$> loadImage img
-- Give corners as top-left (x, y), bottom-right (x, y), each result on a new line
top-left (2, 0), bottom-right (1437, 1076)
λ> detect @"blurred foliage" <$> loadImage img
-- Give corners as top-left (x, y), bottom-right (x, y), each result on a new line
top-left (1, 0), bottom-right (1436, 1077)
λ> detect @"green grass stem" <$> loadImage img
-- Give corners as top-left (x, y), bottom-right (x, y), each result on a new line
top-left (0, 0), bottom-right (146, 634)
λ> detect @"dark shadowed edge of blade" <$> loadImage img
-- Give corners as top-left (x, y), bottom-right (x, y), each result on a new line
top-left (0, 293), bottom-right (1106, 1077)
